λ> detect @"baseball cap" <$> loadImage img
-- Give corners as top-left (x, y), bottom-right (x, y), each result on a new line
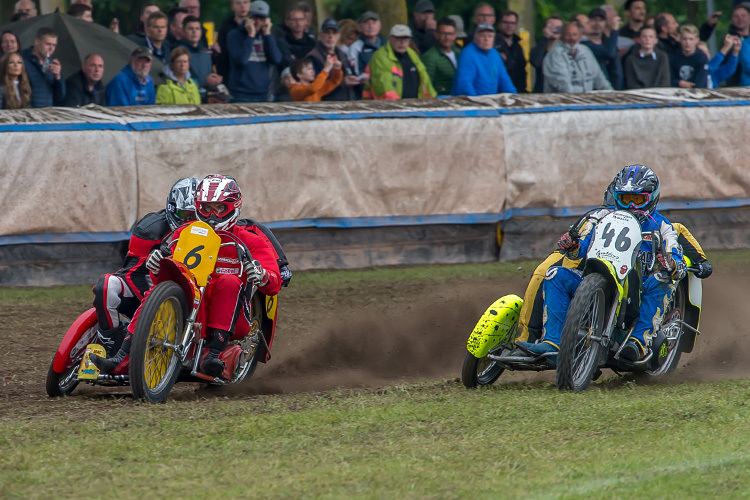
top-left (414, 0), bottom-right (435, 13)
top-left (476, 23), bottom-right (495, 33)
top-left (588, 7), bottom-right (607, 20)
top-left (389, 24), bottom-right (412, 38)
top-left (320, 18), bottom-right (340, 32)
top-left (249, 0), bottom-right (269, 18)
top-left (357, 11), bottom-right (379, 24)
top-left (448, 15), bottom-right (467, 38)
top-left (130, 46), bottom-right (153, 61)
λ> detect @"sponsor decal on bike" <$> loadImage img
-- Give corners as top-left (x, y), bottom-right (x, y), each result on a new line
top-left (217, 257), bottom-right (240, 264)
top-left (77, 344), bottom-right (106, 380)
top-left (215, 267), bottom-right (239, 275)
top-left (190, 226), bottom-right (209, 236)
top-left (621, 265), bottom-right (628, 274)
top-left (660, 342), bottom-right (668, 358)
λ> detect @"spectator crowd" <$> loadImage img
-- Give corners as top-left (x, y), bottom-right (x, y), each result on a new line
top-left (2, 0), bottom-right (750, 110)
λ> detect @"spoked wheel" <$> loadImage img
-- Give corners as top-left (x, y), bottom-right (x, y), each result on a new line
top-left (232, 293), bottom-right (264, 383)
top-left (45, 357), bottom-right (82, 397)
top-left (557, 274), bottom-right (607, 392)
top-left (647, 281), bottom-right (687, 377)
top-left (129, 281), bottom-right (186, 403)
top-left (461, 343), bottom-right (506, 388)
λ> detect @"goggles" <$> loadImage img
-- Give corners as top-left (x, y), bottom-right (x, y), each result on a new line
top-left (615, 191), bottom-right (650, 210)
top-left (175, 209), bottom-right (196, 222)
top-left (198, 201), bottom-right (231, 218)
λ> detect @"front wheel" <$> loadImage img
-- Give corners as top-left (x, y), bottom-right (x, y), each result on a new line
top-left (461, 345), bottom-right (505, 388)
top-left (129, 281), bottom-right (186, 403)
top-left (556, 274), bottom-right (608, 392)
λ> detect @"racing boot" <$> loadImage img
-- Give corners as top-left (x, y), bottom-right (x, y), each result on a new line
top-left (94, 324), bottom-right (126, 358)
top-left (619, 340), bottom-right (643, 363)
top-left (515, 340), bottom-right (558, 356)
top-left (90, 333), bottom-right (132, 373)
top-left (200, 328), bottom-right (230, 378)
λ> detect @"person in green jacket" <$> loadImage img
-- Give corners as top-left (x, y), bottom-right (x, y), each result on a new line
top-left (156, 46), bottom-right (201, 105)
top-left (421, 17), bottom-right (461, 96)
top-left (362, 24), bottom-right (437, 100)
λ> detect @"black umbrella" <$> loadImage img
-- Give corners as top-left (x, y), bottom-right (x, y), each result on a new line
top-left (1, 10), bottom-right (164, 85)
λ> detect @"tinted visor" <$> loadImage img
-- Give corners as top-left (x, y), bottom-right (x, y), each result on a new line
top-left (175, 209), bottom-right (196, 222)
top-left (615, 192), bottom-right (650, 209)
top-left (198, 201), bottom-right (231, 218)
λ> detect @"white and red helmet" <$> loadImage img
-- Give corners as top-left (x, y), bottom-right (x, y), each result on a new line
top-left (194, 174), bottom-right (242, 231)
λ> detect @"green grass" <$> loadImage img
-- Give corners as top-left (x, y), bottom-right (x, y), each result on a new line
top-left (3, 250), bottom-right (750, 499)
top-left (2, 379), bottom-right (750, 499)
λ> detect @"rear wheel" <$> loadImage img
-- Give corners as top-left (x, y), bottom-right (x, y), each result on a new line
top-left (647, 280), bottom-right (687, 377)
top-left (129, 282), bottom-right (186, 403)
top-left (557, 274), bottom-right (608, 392)
top-left (232, 293), bottom-right (264, 383)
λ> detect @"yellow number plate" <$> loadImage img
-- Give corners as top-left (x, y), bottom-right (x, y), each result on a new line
top-left (173, 222), bottom-right (221, 286)
top-left (265, 295), bottom-right (277, 321)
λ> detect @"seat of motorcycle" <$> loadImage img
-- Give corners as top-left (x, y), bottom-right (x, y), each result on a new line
top-left (236, 219), bottom-right (290, 268)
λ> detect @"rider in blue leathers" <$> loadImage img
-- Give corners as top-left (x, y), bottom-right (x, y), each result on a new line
top-left (517, 165), bottom-right (686, 363)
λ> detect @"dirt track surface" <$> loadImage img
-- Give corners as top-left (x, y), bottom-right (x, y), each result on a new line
top-left (1, 264), bottom-right (748, 415)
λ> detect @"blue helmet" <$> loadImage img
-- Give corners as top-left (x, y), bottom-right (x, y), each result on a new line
top-left (611, 165), bottom-right (660, 216)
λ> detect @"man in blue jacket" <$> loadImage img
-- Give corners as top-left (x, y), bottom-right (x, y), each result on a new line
top-left (20, 27), bottom-right (66, 107)
top-left (227, 0), bottom-right (282, 102)
top-left (106, 47), bottom-right (156, 106)
top-left (451, 23), bottom-right (516, 96)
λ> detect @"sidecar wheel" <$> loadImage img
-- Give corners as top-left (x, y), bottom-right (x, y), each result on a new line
top-left (557, 274), bottom-right (607, 392)
top-left (129, 282), bottom-right (186, 403)
top-left (45, 358), bottom-right (80, 397)
top-left (461, 346), bottom-right (505, 388)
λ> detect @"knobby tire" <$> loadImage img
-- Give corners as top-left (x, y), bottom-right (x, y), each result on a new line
top-left (129, 281), bottom-right (186, 403)
top-left (556, 273), bottom-right (607, 392)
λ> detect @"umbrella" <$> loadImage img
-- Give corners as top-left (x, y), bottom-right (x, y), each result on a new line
top-left (1, 10), bottom-right (164, 85)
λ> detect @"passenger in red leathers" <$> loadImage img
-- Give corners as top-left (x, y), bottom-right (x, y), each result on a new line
top-left (91, 175), bottom-right (281, 378)
top-left (91, 177), bottom-right (199, 358)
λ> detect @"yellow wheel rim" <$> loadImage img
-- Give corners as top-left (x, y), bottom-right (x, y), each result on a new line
top-left (144, 298), bottom-right (179, 390)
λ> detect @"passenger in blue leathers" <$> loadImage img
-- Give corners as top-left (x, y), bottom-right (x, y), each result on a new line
top-left (517, 165), bottom-right (686, 363)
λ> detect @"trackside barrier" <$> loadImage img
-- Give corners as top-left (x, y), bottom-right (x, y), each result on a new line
top-left (1, 89), bottom-right (749, 284)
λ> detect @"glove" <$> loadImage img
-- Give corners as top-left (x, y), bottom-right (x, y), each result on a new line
top-left (656, 253), bottom-right (675, 272)
top-left (243, 259), bottom-right (269, 286)
top-left (145, 249), bottom-right (164, 275)
top-left (694, 261), bottom-right (712, 279)
top-left (656, 253), bottom-right (686, 281)
top-left (557, 232), bottom-right (579, 252)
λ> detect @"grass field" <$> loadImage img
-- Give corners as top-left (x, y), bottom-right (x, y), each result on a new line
top-left (2, 379), bottom-right (749, 499)
top-left (2, 252), bottom-right (750, 499)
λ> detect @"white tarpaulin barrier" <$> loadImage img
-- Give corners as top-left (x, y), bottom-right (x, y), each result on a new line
top-left (1, 88), bottom-right (750, 241)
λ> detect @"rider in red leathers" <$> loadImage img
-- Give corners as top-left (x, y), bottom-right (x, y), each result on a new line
top-left (91, 175), bottom-right (281, 378)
